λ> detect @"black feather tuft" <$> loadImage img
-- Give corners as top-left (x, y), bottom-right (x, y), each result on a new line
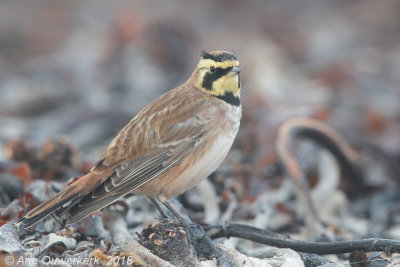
top-left (200, 49), bottom-right (209, 58)
top-left (200, 50), bottom-right (237, 62)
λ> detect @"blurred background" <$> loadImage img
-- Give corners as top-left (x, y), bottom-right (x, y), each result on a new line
top-left (1, 0), bottom-right (400, 202)
top-left (0, 0), bottom-right (398, 199)
top-left (0, 0), bottom-right (400, 263)
top-left (0, 0), bottom-right (399, 161)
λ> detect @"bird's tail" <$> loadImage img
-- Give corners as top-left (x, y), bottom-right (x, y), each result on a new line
top-left (20, 181), bottom-right (82, 228)
top-left (20, 171), bottom-right (105, 228)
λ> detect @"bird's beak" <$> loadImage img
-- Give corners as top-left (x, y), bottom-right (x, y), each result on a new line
top-left (228, 66), bottom-right (241, 76)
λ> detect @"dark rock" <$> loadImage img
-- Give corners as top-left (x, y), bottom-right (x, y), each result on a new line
top-left (138, 222), bottom-right (199, 266)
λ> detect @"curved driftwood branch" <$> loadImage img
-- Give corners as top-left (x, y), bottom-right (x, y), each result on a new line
top-left (207, 223), bottom-right (400, 254)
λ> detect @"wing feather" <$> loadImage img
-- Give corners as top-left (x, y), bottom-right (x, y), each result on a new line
top-left (66, 136), bottom-right (204, 223)
top-left (65, 103), bottom-right (214, 223)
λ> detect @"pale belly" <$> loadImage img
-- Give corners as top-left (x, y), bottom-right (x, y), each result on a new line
top-left (164, 133), bottom-right (235, 200)
top-left (134, 103), bottom-right (241, 202)
top-left (135, 130), bottom-right (238, 202)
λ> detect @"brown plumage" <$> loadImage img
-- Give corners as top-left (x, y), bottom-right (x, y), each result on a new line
top-left (21, 50), bottom-right (241, 228)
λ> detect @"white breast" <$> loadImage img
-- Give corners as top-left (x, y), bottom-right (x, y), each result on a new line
top-left (166, 134), bottom-right (236, 199)
top-left (158, 104), bottom-right (241, 201)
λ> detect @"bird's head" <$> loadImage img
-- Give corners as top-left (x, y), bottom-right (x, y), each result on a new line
top-left (192, 50), bottom-right (241, 106)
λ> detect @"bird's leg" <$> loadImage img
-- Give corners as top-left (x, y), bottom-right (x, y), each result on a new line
top-left (163, 201), bottom-right (232, 266)
top-left (163, 201), bottom-right (205, 237)
top-left (148, 197), bottom-right (173, 221)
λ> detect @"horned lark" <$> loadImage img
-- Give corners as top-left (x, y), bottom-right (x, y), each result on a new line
top-left (21, 50), bottom-right (242, 228)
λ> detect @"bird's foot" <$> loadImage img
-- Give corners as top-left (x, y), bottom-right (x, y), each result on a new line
top-left (181, 221), bottom-right (233, 267)
top-left (153, 200), bottom-right (233, 266)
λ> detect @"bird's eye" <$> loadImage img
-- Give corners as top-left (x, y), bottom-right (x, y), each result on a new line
top-left (209, 66), bottom-right (216, 73)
